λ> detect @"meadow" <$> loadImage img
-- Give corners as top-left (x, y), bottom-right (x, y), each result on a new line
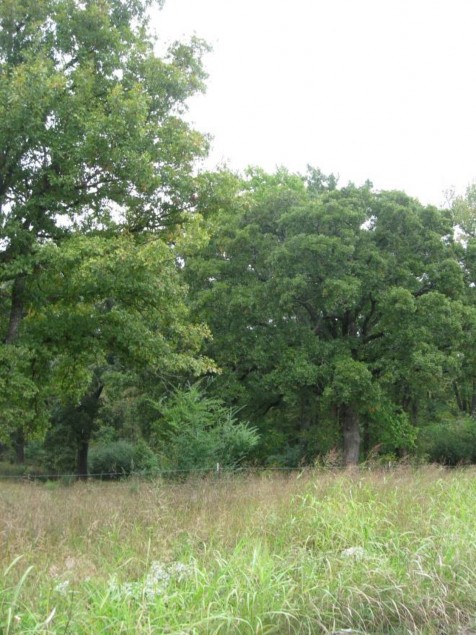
top-left (0, 467), bottom-right (475, 634)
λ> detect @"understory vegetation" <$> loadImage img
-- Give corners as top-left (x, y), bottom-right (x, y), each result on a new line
top-left (1, 468), bottom-right (475, 634)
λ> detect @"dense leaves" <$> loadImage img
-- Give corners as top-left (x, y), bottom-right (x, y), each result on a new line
top-left (186, 168), bottom-right (471, 465)
top-left (1, 0), bottom-right (475, 471)
top-left (0, 0), bottom-right (214, 473)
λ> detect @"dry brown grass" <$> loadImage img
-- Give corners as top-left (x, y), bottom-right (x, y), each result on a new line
top-left (1, 472), bottom-right (309, 572)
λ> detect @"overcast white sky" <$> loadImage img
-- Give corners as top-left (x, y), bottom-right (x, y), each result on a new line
top-left (154, 0), bottom-right (476, 207)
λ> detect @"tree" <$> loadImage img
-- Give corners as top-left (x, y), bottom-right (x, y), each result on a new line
top-left (24, 231), bottom-right (214, 477)
top-left (148, 384), bottom-right (259, 472)
top-left (1, 0), bottom-right (209, 335)
top-left (0, 0), bottom-right (210, 453)
top-left (187, 169), bottom-right (466, 465)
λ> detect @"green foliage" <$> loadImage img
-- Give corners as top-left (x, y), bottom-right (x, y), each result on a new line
top-left (367, 402), bottom-right (418, 454)
top-left (1, 0), bottom-right (475, 470)
top-left (151, 386), bottom-right (260, 472)
top-left (88, 439), bottom-right (158, 479)
top-left (451, 183), bottom-right (476, 238)
top-left (42, 417), bottom-right (78, 475)
top-left (419, 417), bottom-right (476, 465)
top-left (23, 440), bottom-right (46, 467)
top-left (324, 357), bottom-right (374, 408)
top-left (187, 168), bottom-right (468, 464)
top-left (28, 233), bottom-right (215, 394)
top-left (9, 230), bottom-right (216, 476)
top-left (0, 345), bottom-right (46, 442)
top-left (0, 0), bottom-right (212, 453)
top-left (0, 0), bottom-right (208, 240)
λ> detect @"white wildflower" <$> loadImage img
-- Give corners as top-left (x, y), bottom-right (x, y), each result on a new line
top-left (108, 561), bottom-right (193, 602)
top-left (341, 546), bottom-right (366, 560)
top-left (168, 562), bottom-right (192, 580)
top-left (54, 580), bottom-right (70, 595)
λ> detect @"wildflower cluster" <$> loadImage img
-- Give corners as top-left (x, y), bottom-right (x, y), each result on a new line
top-left (108, 561), bottom-right (193, 602)
top-left (54, 580), bottom-right (71, 595)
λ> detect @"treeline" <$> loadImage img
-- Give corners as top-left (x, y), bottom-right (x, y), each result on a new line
top-left (1, 0), bottom-right (475, 476)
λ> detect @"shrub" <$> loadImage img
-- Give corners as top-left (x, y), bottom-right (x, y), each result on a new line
top-left (150, 386), bottom-right (260, 473)
top-left (131, 439), bottom-right (160, 475)
top-left (88, 439), bottom-right (158, 479)
top-left (418, 417), bottom-right (476, 465)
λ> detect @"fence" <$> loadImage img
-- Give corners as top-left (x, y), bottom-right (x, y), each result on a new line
top-left (0, 463), bottom-right (316, 481)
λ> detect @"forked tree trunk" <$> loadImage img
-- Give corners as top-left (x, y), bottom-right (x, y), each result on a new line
top-left (342, 404), bottom-right (360, 466)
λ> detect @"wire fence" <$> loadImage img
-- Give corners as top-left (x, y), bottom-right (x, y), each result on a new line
top-left (0, 460), bottom-right (463, 482)
top-left (0, 464), bottom-right (314, 481)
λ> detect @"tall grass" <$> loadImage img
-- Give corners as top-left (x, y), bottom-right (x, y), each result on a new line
top-left (0, 467), bottom-right (475, 634)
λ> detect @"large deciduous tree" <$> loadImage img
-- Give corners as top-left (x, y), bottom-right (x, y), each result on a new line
top-left (187, 168), bottom-right (465, 465)
top-left (26, 232), bottom-right (214, 477)
top-left (0, 0), bottom-right (210, 458)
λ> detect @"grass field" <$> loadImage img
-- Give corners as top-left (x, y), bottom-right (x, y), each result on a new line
top-left (0, 467), bottom-right (475, 634)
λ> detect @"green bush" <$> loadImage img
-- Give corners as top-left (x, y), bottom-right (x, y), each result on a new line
top-left (88, 439), bottom-right (158, 479)
top-left (131, 439), bottom-right (160, 475)
top-left (150, 386), bottom-right (260, 473)
top-left (418, 417), bottom-right (476, 465)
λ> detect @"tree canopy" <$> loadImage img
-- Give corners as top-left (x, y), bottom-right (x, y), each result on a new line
top-left (186, 168), bottom-right (472, 465)
top-left (0, 0), bottom-right (214, 472)
top-left (1, 0), bottom-right (475, 473)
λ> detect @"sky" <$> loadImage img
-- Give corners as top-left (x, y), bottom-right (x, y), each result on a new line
top-left (154, 0), bottom-right (476, 207)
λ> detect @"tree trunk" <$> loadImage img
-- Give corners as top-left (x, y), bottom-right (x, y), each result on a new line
top-left (362, 417), bottom-right (371, 457)
top-left (77, 440), bottom-right (89, 481)
top-left (13, 429), bottom-right (25, 464)
top-left (342, 404), bottom-right (360, 466)
top-left (453, 382), bottom-right (464, 413)
top-left (75, 383), bottom-right (104, 480)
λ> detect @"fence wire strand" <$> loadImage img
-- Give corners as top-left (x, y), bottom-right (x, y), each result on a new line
top-left (0, 465), bottom-right (312, 481)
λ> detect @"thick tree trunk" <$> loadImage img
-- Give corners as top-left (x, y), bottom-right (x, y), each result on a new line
top-left (77, 440), bottom-right (89, 481)
top-left (342, 404), bottom-right (360, 466)
top-left (13, 429), bottom-right (25, 464)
